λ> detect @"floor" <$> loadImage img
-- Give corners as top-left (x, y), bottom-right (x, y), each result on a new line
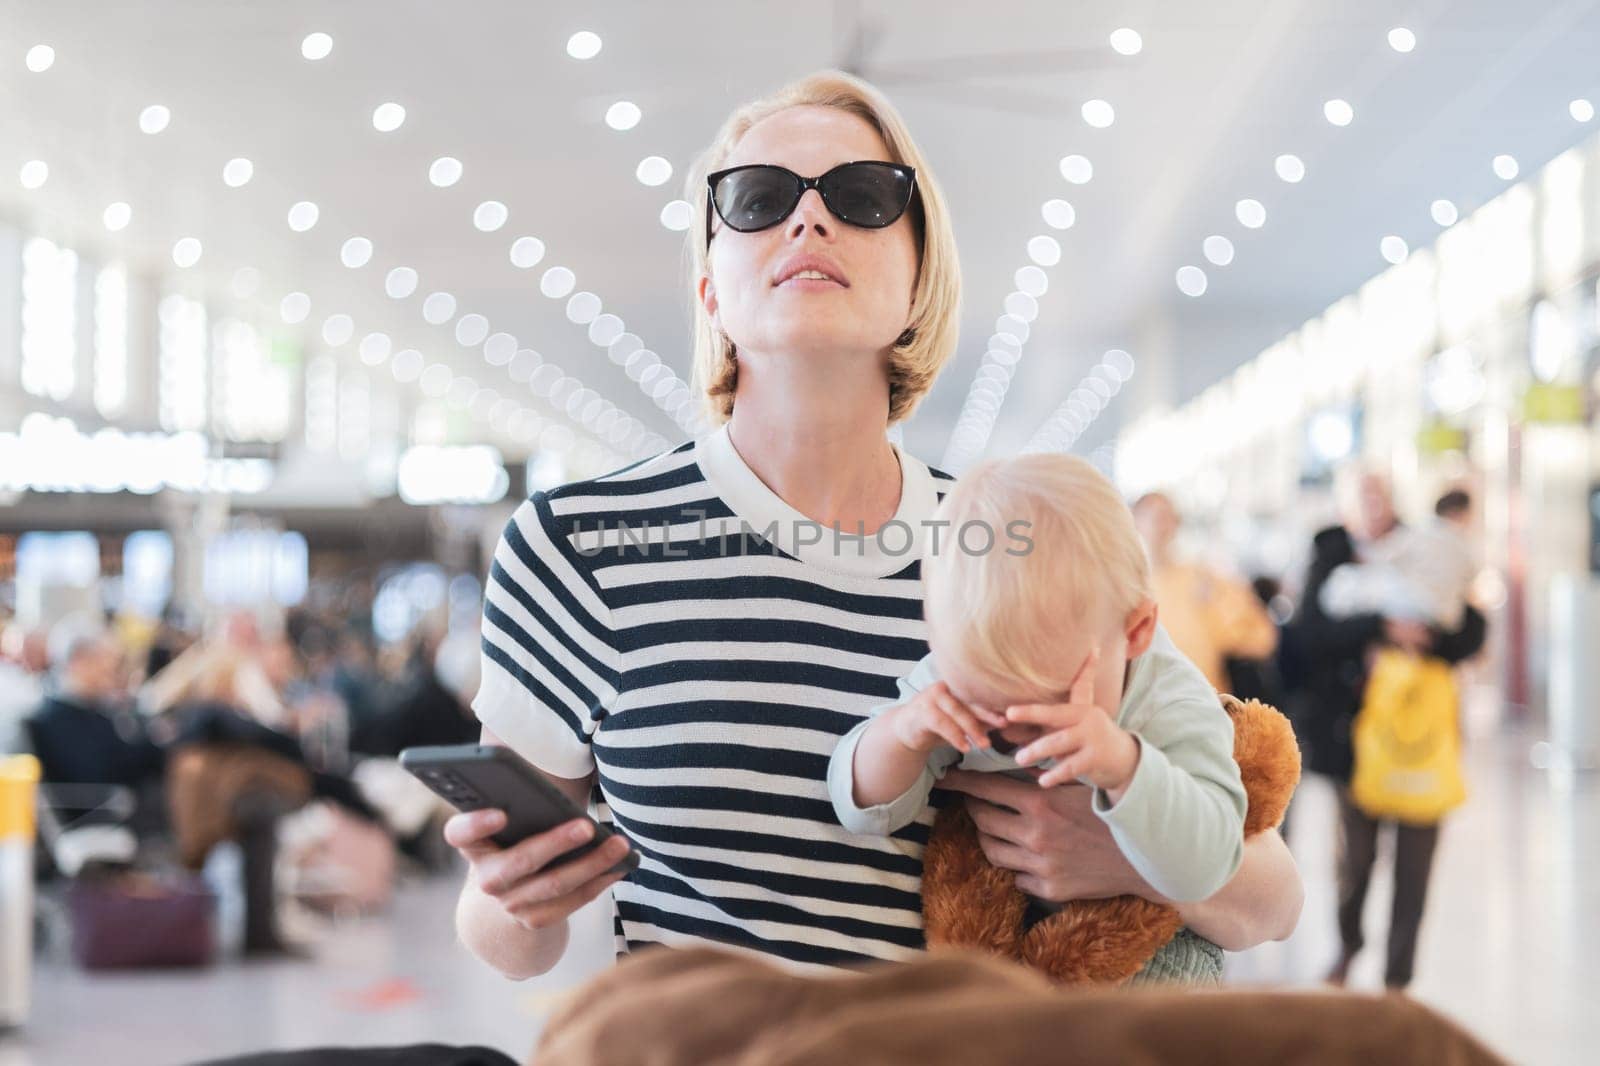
top-left (1, 725), bottom-right (1592, 1066)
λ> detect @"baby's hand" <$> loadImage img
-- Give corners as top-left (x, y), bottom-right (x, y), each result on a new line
top-left (1007, 647), bottom-right (1140, 793)
top-left (885, 682), bottom-right (1007, 755)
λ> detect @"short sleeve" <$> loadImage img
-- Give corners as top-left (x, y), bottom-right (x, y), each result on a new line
top-left (474, 492), bottom-right (620, 778)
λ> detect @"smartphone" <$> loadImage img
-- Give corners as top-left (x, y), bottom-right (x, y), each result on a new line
top-left (400, 743), bottom-right (638, 876)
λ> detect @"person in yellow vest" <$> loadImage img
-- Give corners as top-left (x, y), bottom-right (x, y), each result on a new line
top-left (1131, 492), bottom-right (1279, 694)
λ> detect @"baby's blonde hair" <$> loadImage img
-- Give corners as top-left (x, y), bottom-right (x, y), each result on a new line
top-left (685, 70), bottom-right (962, 425)
top-left (924, 455), bottom-right (1152, 697)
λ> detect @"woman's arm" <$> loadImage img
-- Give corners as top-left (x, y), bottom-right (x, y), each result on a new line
top-left (940, 770), bottom-right (1303, 950)
top-left (1175, 829), bottom-right (1302, 949)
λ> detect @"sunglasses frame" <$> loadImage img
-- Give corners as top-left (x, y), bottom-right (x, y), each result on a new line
top-left (705, 161), bottom-right (918, 248)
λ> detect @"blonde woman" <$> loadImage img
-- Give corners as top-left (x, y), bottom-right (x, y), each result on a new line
top-left (449, 72), bottom-right (1303, 979)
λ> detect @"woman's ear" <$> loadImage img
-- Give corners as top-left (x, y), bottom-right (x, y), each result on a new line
top-left (1123, 599), bottom-right (1159, 660)
top-left (697, 275), bottom-right (719, 329)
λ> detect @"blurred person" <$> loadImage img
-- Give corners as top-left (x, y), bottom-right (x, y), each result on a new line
top-left (1281, 470), bottom-right (1486, 991)
top-left (350, 628), bottom-right (479, 757)
top-left (25, 614), bottom-right (165, 793)
top-left (1131, 492), bottom-right (1279, 694)
top-left (1316, 488), bottom-right (1477, 632)
top-left (449, 71), bottom-right (1302, 983)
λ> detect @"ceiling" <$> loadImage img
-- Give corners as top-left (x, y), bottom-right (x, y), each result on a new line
top-left (4, 0), bottom-right (1599, 470)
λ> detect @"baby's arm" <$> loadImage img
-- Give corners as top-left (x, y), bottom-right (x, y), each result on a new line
top-left (828, 657), bottom-right (1000, 835)
top-left (1089, 640), bottom-right (1247, 902)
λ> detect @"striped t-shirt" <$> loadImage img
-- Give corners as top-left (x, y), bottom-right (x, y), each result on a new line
top-left (473, 424), bottom-right (955, 971)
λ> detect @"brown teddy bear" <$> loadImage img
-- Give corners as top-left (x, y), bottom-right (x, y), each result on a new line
top-left (921, 694), bottom-right (1301, 985)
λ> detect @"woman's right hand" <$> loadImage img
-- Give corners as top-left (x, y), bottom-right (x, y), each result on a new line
top-left (444, 808), bottom-right (632, 932)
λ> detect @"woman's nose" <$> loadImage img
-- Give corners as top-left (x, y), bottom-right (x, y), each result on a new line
top-left (786, 188), bottom-right (832, 239)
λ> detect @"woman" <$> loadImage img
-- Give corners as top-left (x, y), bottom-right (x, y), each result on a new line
top-left (449, 71), bottom-right (1303, 979)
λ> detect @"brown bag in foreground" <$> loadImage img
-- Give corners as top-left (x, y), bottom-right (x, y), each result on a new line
top-left (534, 946), bottom-right (1506, 1066)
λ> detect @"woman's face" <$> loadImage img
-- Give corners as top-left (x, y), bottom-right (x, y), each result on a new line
top-left (701, 106), bottom-right (920, 372)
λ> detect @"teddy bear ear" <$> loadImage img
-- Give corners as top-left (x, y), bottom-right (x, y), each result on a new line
top-left (1224, 696), bottom-right (1303, 837)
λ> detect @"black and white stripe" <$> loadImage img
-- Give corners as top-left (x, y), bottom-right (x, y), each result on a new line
top-left (475, 428), bottom-right (952, 971)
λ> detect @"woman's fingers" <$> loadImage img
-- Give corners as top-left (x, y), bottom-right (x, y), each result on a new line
top-left (495, 834), bottom-right (634, 911)
top-left (963, 795), bottom-right (1031, 847)
top-left (443, 808), bottom-right (508, 856)
top-left (940, 768), bottom-right (1030, 813)
top-left (474, 818), bottom-right (605, 897)
top-left (507, 867), bottom-right (631, 930)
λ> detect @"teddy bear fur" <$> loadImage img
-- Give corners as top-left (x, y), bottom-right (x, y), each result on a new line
top-left (921, 694), bottom-right (1301, 985)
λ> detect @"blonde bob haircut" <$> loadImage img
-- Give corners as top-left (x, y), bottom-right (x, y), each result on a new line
top-left (923, 454), bottom-right (1153, 698)
top-left (685, 70), bottom-right (962, 426)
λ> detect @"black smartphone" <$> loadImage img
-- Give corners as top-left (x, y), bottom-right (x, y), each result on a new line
top-left (399, 743), bottom-right (638, 876)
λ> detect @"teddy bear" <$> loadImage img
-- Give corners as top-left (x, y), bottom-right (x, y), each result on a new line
top-left (921, 693), bottom-right (1301, 985)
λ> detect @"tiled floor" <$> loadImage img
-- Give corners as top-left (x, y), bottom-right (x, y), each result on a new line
top-left (1, 726), bottom-right (1591, 1066)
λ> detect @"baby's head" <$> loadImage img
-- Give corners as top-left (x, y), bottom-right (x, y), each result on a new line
top-left (923, 455), bottom-right (1158, 716)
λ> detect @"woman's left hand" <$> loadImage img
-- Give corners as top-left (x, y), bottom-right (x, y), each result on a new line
top-left (939, 768), bottom-right (1148, 902)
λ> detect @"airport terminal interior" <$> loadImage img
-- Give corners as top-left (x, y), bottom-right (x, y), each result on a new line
top-left (1, 3), bottom-right (1598, 1064)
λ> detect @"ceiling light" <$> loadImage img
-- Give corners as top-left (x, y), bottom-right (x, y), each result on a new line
top-left (1027, 235), bottom-right (1062, 266)
top-left (1235, 198), bottom-right (1267, 228)
top-left (566, 31), bottom-right (602, 60)
top-left (1431, 199), bottom-right (1458, 227)
top-left (18, 161), bottom-right (47, 190)
top-left (1274, 154), bottom-right (1305, 183)
top-left (636, 156), bottom-right (673, 187)
top-left (422, 291), bottom-right (457, 325)
top-left (1380, 235), bottom-right (1409, 265)
top-left (1041, 199), bottom-right (1076, 229)
top-left (359, 333), bottom-right (392, 366)
top-left (1005, 292), bottom-right (1039, 322)
top-left (540, 266), bottom-right (576, 299)
top-left (1493, 154), bottom-right (1519, 180)
top-left (1203, 235), bottom-right (1235, 266)
top-left (102, 202), bottom-right (132, 231)
top-left (25, 44), bottom-right (55, 72)
top-left (660, 200), bottom-right (693, 231)
top-left (171, 238), bottom-right (202, 269)
top-left (301, 33), bottom-right (333, 61)
top-left (280, 292), bottom-right (311, 324)
top-left (606, 101), bottom-right (642, 131)
top-left (1324, 99), bottom-right (1354, 126)
top-left (1571, 99), bottom-right (1595, 123)
top-left (455, 313), bottom-right (490, 347)
top-left (1176, 266), bottom-right (1208, 297)
top-left (1081, 100), bottom-right (1115, 128)
top-left (287, 201), bottom-right (320, 232)
top-left (589, 314), bottom-right (625, 346)
top-left (331, 237), bottom-right (371, 271)
top-left (222, 158), bottom-right (254, 187)
top-left (1388, 27), bottom-right (1416, 53)
top-left (385, 266), bottom-right (419, 299)
top-left (484, 333), bottom-right (518, 365)
top-left (1014, 266), bottom-right (1048, 297)
top-left (1059, 155), bottom-right (1093, 185)
top-left (429, 157), bottom-right (463, 187)
top-left (322, 314), bottom-right (354, 347)
top-left (1109, 28), bottom-right (1142, 56)
top-left (391, 349), bottom-right (423, 382)
top-left (139, 105), bottom-right (171, 134)
top-left (510, 236), bottom-right (546, 268)
top-left (1103, 350), bottom-right (1135, 381)
top-left (474, 200), bottom-right (509, 231)
top-left (372, 102), bottom-right (406, 132)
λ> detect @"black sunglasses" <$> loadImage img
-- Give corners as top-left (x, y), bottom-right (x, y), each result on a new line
top-left (705, 161), bottom-right (918, 247)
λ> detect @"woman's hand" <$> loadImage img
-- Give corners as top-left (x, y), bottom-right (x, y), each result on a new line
top-left (445, 808), bottom-right (631, 933)
top-left (939, 770), bottom-right (1143, 901)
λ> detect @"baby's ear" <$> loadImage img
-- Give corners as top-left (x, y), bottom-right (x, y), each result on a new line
top-left (1124, 599), bottom-right (1159, 659)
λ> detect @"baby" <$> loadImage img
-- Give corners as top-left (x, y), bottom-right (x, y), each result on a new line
top-left (1319, 490), bottom-right (1476, 631)
top-left (828, 454), bottom-right (1247, 907)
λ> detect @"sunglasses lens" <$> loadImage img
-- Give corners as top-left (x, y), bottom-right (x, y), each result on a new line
top-left (822, 164), bottom-right (913, 227)
top-left (713, 168), bottom-right (799, 232)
